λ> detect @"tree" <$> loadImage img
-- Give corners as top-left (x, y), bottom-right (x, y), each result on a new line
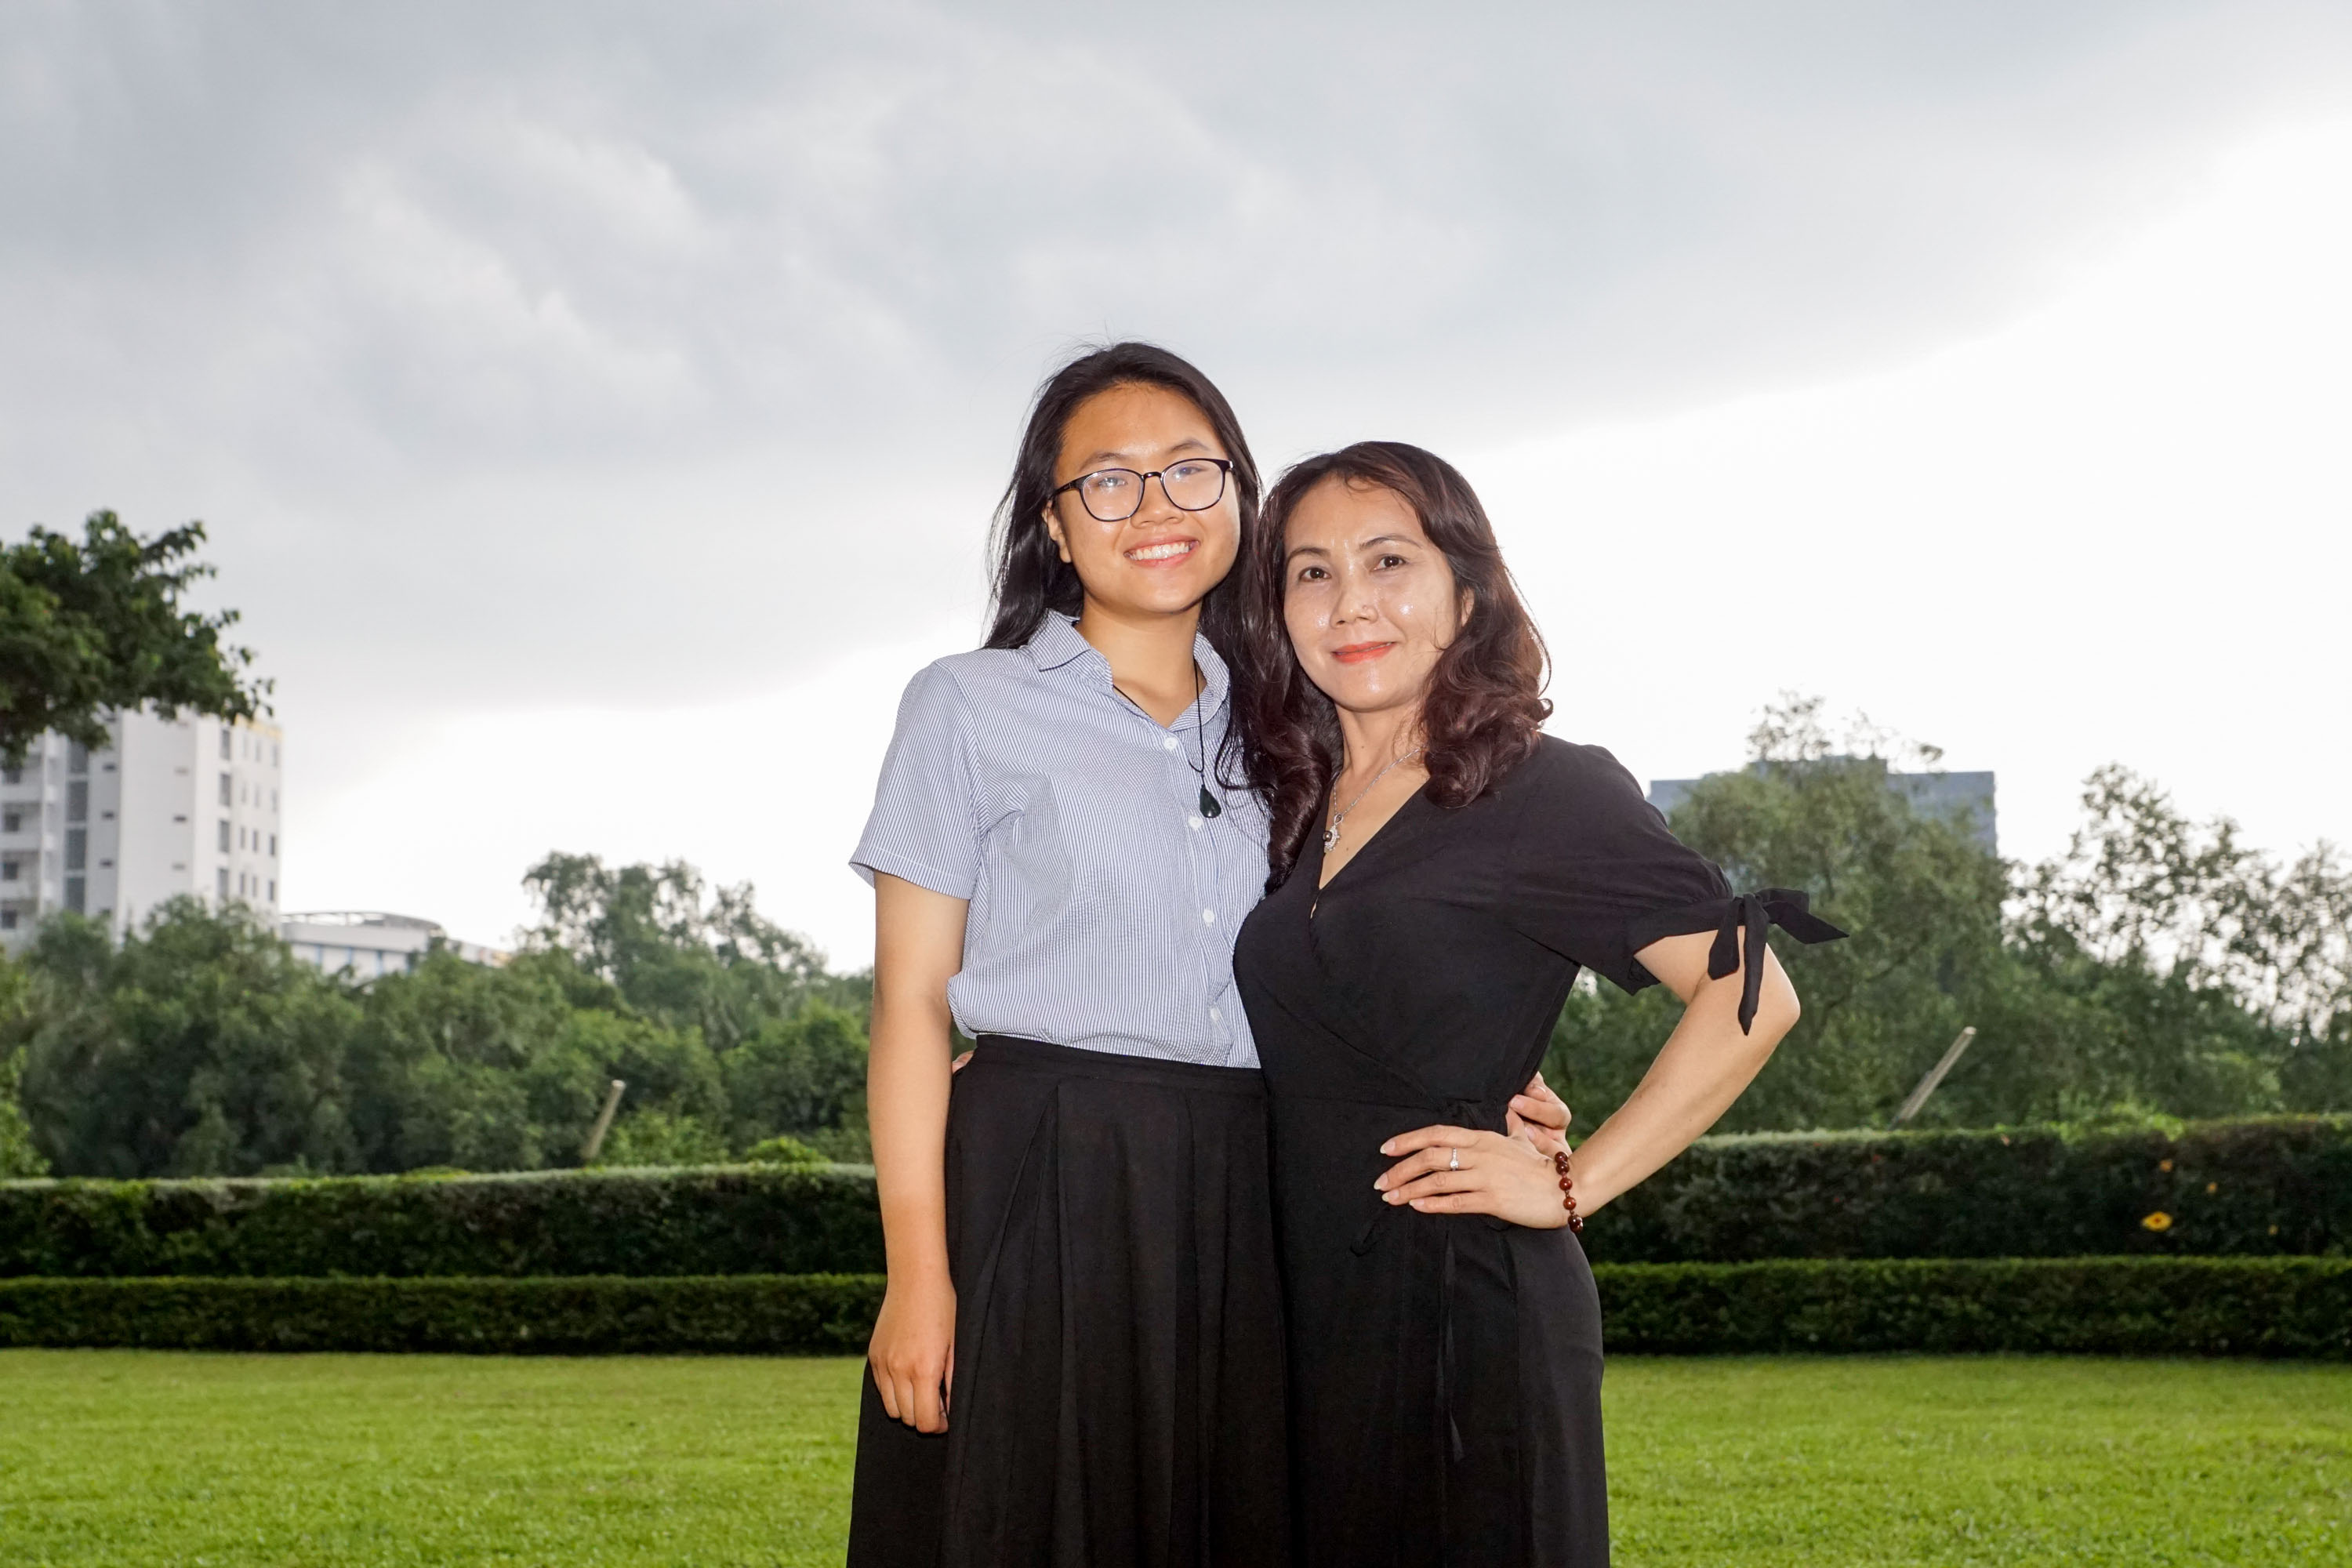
top-left (2002, 766), bottom-right (2350, 1120)
top-left (1, 512), bottom-right (269, 765)
top-left (13, 902), bottom-right (362, 1178)
top-left (522, 853), bottom-right (838, 1053)
top-left (1544, 698), bottom-right (2349, 1134)
top-left (0, 956), bottom-right (47, 1178)
top-left (342, 949), bottom-right (594, 1174)
top-left (723, 1001), bottom-right (869, 1152)
top-left (1547, 699), bottom-right (2005, 1133)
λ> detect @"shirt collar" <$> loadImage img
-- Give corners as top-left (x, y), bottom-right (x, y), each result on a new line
top-left (1023, 612), bottom-right (1232, 730)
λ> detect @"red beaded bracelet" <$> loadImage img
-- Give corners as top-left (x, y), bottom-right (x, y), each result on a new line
top-left (1553, 1149), bottom-right (1584, 1234)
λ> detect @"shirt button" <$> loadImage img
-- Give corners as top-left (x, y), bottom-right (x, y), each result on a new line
top-left (1210, 1008), bottom-right (1221, 1023)
top-left (1187, 816), bottom-right (1203, 831)
top-left (1202, 908), bottom-right (1215, 924)
top-left (1162, 735), bottom-right (1179, 752)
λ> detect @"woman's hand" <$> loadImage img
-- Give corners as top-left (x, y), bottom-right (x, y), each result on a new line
top-left (1508, 1071), bottom-right (1571, 1160)
top-left (1375, 1124), bottom-right (1570, 1230)
top-left (869, 1272), bottom-right (957, 1432)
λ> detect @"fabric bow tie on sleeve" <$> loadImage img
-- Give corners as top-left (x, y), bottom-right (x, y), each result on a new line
top-left (1708, 888), bottom-right (1849, 1033)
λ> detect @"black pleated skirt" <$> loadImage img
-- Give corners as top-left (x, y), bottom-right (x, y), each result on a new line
top-left (848, 1036), bottom-right (1290, 1568)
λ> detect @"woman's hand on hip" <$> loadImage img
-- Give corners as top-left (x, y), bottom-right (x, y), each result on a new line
top-left (869, 1273), bottom-right (957, 1433)
top-left (1507, 1070), bottom-right (1571, 1160)
top-left (1375, 1124), bottom-right (1569, 1230)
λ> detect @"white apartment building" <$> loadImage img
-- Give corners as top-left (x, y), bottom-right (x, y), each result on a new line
top-left (0, 709), bottom-right (285, 953)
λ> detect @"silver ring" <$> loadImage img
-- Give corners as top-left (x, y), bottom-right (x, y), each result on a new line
top-left (1448, 1147), bottom-right (1461, 1171)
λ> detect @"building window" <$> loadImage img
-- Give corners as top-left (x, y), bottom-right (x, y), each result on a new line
top-left (0, 909), bottom-right (14, 931)
top-left (273, 745), bottom-right (280, 767)
top-left (268, 834), bottom-right (277, 856)
top-left (67, 781), bottom-right (88, 822)
top-left (216, 867), bottom-right (229, 902)
top-left (1, 859), bottom-right (16, 881)
top-left (220, 729), bottom-right (232, 760)
top-left (65, 876), bottom-right (85, 915)
top-left (267, 880), bottom-right (275, 901)
top-left (2, 811), bottom-right (16, 833)
top-left (65, 829), bottom-right (85, 872)
top-left (68, 742), bottom-right (89, 774)
top-left (0, 766), bottom-right (17, 784)
top-left (218, 819), bottom-right (231, 852)
top-left (219, 773), bottom-right (231, 806)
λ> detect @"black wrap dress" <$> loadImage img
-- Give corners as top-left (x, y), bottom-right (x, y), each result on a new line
top-left (1232, 737), bottom-right (1841, 1566)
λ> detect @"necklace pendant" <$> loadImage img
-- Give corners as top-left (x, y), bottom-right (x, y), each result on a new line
top-left (1322, 823), bottom-right (1341, 852)
top-left (1198, 785), bottom-right (1222, 820)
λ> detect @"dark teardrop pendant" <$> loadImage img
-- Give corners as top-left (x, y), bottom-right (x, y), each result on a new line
top-left (1198, 786), bottom-right (1222, 819)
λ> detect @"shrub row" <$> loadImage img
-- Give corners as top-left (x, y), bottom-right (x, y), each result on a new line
top-left (4, 1116), bottom-right (2343, 1279)
top-left (0, 1273), bottom-right (887, 1355)
top-left (1597, 1256), bottom-right (2352, 1357)
top-left (0, 1165), bottom-right (883, 1279)
top-left (4, 1258), bottom-right (2343, 1358)
top-left (1587, 1115), bottom-right (2352, 1262)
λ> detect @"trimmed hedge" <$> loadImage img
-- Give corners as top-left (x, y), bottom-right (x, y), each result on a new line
top-left (0, 1165), bottom-right (882, 1279)
top-left (1598, 1257), bottom-right (2352, 1358)
top-left (0, 1273), bottom-right (885, 1354)
top-left (4, 1116), bottom-right (2343, 1280)
top-left (4, 1258), bottom-right (2343, 1358)
top-left (1587, 1115), bottom-right (2352, 1262)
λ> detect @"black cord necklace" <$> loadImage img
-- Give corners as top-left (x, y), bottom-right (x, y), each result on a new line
top-left (1114, 663), bottom-right (1221, 820)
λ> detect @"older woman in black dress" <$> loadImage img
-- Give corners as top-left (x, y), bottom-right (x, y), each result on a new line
top-left (1232, 442), bottom-right (1842, 1566)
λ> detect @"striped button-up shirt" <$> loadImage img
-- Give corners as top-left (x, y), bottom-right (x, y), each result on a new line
top-left (851, 613), bottom-right (1266, 1067)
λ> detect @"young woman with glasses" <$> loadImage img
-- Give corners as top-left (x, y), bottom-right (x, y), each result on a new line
top-left (846, 346), bottom-right (1572, 1565)
top-left (1232, 442), bottom-right (1844, 1566)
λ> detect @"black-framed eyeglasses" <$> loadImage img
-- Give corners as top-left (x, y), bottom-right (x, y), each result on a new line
top-left (1051, 458), bottom-right (1233, 523)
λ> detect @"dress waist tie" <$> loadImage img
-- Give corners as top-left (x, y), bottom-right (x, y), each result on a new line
top-left (1434, 1095), bottom-right (1501, 1471)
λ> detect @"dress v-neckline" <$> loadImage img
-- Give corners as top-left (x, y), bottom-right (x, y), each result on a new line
top-left (1311, 779), bottom-right (1432, 908)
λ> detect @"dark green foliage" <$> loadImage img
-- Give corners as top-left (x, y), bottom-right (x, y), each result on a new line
top-left (1596, 1257), bottom-right (2352, 1358)
top-left (742, 1135), bottom-right (829, 1167)
top-left (1547, 702), bottom-right (2352, 1133)
top-left (0, 1273), bottom-right (884, 1354)
top-left (4, 1260), bottom-right (2339, 1358)
top-left (342, 949), bottom-right (604, 1174)
top-left (0, 512), bottom-right (270, 766)
top-left (15, 906), bottom-right (365, 1178)
top-left (6, 1118), bottom-right (2339, 1284)
top-left (0, 1165), bottom-right (884, 1279)
top-left (4, 871), bottom-right (874, 1179)
top-left (1586, 1115), bottom-right (2352, 1262)
top-left (723, 1003), bottom-right (869, 1151)
top-left (522, 853), bottom-right (857, 1054)
top-left (0, 963), bottom-right (43, 1179)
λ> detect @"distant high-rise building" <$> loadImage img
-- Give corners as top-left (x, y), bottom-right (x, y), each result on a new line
top-left (0, 709), bottom-right (285, 952)
top-left (1647, 760), bottom-right (1998, 853)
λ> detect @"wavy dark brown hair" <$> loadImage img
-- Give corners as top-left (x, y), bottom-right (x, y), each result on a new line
top-left (1240, 441), bottom-right (1551, 888)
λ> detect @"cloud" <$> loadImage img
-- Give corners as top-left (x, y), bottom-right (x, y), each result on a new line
top-left (2, 1), bottom-right (2347, 945)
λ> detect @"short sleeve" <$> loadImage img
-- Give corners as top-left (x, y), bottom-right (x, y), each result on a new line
top-left (849, 663), bottom-right (982, 898)
top-left (1504, 742), bottom-right (1735, 994)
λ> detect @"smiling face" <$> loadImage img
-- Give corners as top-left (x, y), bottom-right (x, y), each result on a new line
top-left (1282, 476), bottom-right (1469, 721)
top-left (1043, 381), bottom-right (1240, 625)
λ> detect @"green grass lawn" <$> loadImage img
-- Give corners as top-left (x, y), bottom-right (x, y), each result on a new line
top-left (0, 1352), bottom-right (2344, 1566)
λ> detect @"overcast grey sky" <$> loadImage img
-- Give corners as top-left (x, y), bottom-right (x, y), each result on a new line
top-left (5, 2), bottom-right (2348, 965)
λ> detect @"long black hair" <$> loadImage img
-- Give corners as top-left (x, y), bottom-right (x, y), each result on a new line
top-left (983, 342), bottom-right (1263, 675)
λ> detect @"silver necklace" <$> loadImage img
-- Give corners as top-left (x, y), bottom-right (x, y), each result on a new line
top-left (1323, 746), bottom-right (1425, 853)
